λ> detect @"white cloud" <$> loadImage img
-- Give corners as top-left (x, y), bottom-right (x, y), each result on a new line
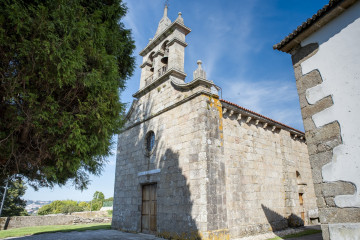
top-left (187, 1), bottom-right (260, 80)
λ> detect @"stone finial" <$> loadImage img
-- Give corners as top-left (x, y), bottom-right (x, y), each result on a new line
top-left (163, 4), bottom-right (168, 18)
top-left (193, 60), bottom-right (207, 80)
top-left (176, 12), bottom-right (184, 24)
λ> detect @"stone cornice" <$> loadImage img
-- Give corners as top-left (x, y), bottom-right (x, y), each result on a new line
top-left (167, 37), bottom-right (188, 48)
top-left (221, 100), bottom-right (306, 140)
top-left (125, 99), bottom-right (138, 120)
top-left (153, 49), bottom-right (165, 58)
top-left (171, 77), bottom-right (215, 90)
top-left (139, 21), bottom-right (191, 57)
top-left (122, 90), bottom-right (218, 132)
top-left (140, 61), bottom-right (152, 69)
top-left (133, 68), bottom-right (187, 99)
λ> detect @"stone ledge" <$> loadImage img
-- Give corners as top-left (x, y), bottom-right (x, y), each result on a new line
top-left (132, 68), bottom-right (187, 98)
top-left (122, 90), bottom-right (219, 132)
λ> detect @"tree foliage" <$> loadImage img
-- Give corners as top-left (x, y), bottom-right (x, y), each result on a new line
top-left (90, 199), bottom-right (103, 211)
top-left (78, 201), bottom-right (90, 211)
top-left (90, 191), bottom-right (105, 211)
top-left (0, 179), bottom-right (28, 217)
top-left (0, 0), bottom-right (135, 189)
top-left (37, 200), bottom-right (83, 215)
top-left (105, 197), bottom-right (113, 202)
top-left (37, 191), bottom-right (109, 215)
top-left (92, 191), bottom-right (105, 201)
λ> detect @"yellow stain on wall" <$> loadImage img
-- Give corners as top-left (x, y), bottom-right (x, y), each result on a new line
top-left (157, 228), bottom-right (230, 240)
top-left (204, 95), bottom-right (224, 146)
top-left (157, 231), bottom-right (201, 240)
top-left (201, 228), bottom-right (230, 240)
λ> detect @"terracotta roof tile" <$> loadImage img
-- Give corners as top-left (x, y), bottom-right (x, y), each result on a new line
top-left (273, 0), bottom-right (345, 51)
top-left (220, 99), bottom-right (305, 135)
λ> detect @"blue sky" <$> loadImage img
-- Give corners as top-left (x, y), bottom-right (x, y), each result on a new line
top-left (24, 0), bottom-right (328, 201)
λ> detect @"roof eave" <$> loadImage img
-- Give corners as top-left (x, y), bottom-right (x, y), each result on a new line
top-left (220, 99), bottom-right (305, 136)
top-left (274, 0), bottom-right (358, 53)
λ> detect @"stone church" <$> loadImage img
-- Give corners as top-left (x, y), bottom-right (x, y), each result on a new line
top-left (113, 5), bottom-right (318, 239)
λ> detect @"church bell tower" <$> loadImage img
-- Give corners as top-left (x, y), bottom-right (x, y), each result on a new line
top-left (138, 5), bottom-right (191, 90)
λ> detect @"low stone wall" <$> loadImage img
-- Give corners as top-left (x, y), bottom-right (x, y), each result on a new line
top-left (70, 210), bottom-right (109, 218)
top-left (73, 217), bottom-right (111, 225)
top-left (0, 215), bottom-right (111, 230)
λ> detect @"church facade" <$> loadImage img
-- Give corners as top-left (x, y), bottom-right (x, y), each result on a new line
top-left (112, 6), bottom-right (318, 239)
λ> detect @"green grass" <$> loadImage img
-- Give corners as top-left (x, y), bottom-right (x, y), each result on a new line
top-left (267, 229), bottom-right (322, 240)
top-left (107, 210), bottom-right (113, 217)
top-left (0, 223), bottom-right (111, 239)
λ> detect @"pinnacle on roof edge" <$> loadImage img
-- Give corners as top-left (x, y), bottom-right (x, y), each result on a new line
top-left (176, 12), bottom-right (184, 24)
top-left (193, 60), bottom-right (207, 80)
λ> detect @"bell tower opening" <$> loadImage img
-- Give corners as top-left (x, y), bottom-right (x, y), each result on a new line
top-left (149, 52), bottom-right (154, 73)
top-left (160, 41), bottom-right (169, 65)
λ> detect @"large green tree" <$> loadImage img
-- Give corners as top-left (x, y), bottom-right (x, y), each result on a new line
top-left (0, 179), bottom-right (28, 217)
top-left (0, 0), bottom-right (135, 189)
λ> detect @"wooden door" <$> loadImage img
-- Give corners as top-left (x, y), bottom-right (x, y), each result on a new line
top-left (299, 193), bottom-right (305, 222)
top-left (141, 184), bottom-right (157, 234)
top-left (299, 193), bottom-right (304, 206)
top-left (301, 212), bottom-right (305, 222)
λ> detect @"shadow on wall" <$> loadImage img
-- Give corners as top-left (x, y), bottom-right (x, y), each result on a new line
top-left (261, 204), bottom-right (304, 235)
top-left (113, 92), bottom-right (202, 239)
top-left (155, 147), bottom-right (201, 239)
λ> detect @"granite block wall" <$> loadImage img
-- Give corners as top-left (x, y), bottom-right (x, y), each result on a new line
top-left (113, 74), bottom-right (228, 238)
top-left (222, 112), bottom-right (317, 238)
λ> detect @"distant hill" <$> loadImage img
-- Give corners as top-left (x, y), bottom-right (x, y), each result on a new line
top-left (25, 200), bottom-right (52, 215)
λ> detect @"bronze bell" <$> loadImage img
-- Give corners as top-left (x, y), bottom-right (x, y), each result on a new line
top-left (161, 48), bottom-right (169, 64)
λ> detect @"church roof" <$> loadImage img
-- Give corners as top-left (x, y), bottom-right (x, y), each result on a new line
top-left (274, 0), bottom-right (357, 53)
top-left (220, 99), bottom-right (305, 136)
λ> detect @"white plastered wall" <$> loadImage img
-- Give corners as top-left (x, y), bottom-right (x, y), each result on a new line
top-left (300, 1), bottom-right (360, 209)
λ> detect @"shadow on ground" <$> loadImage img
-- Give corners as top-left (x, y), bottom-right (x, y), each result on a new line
top-left (261, 204), bottom-right (316, 239)
top-left (32, 224), bottom-right (111, 235)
